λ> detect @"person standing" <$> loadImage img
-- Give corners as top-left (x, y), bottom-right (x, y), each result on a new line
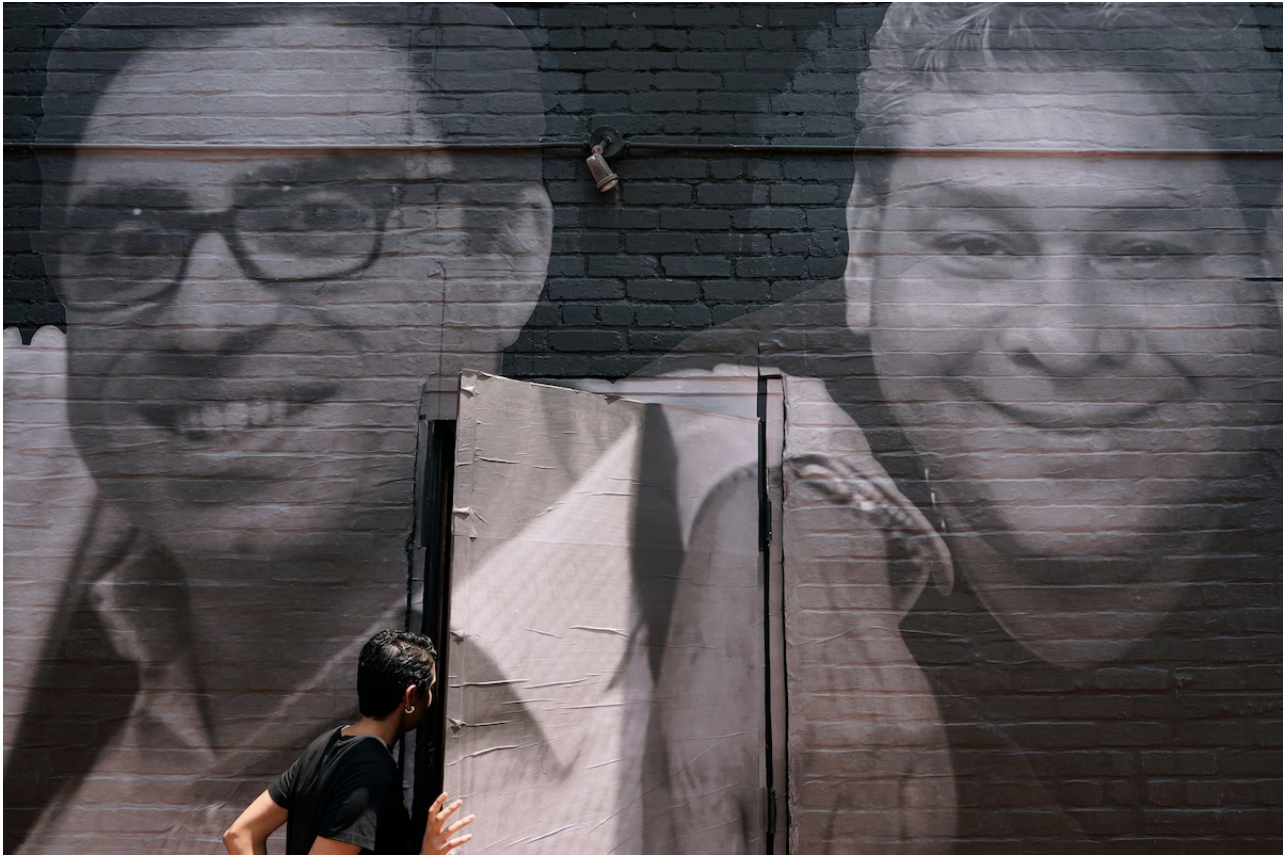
top-left (223, 631), bottom-right (474, 855)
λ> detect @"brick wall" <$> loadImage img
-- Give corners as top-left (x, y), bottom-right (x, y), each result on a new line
top-left (5, 3), bottom-right (880, 360)
top-left (3, 3), bottom-right (1281, 853)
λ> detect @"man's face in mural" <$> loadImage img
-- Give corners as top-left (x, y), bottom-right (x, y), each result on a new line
top-left (52, 18), bottom-right (551, 563)
top-left (856, 82), bottom-right (1279, 575)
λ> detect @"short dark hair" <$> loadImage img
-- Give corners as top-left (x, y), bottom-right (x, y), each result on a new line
top-left (36, 2), bottom-right (547, 282)
top-left (39, 3), bottom-right (544, 147)
top-left (357, 630), bottom-right (438, 719)
top-left (856, 3), bottom-right (1279, 151)
top-left (852, 3), bottom-right (1282, 230)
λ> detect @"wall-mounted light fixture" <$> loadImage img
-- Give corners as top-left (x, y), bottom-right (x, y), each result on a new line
top-left (585, 126), bottom-right (623, 192)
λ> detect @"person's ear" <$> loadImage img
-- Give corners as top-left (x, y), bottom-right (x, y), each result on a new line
top-left (488, 184), bottom-right (553, 350)
top-left (844, 172), bottom-right (883, 332)
top-left (438, 181), bottom-right (553, 376)
top-left (402, 685), bottom-right (419, 714)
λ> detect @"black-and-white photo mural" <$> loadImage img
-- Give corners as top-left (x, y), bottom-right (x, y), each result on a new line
top-left (5, 3), bottom-right (1280, 853)
top-left (5, 4), bottom-right (552, 851)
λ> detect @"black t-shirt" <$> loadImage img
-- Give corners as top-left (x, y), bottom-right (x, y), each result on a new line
top-left (269, 727), bottom-right (412, 855)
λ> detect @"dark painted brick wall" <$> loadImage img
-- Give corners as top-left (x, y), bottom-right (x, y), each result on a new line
top-left (4, 3), bottom-right (884, 368)
top-left (497, 3), bottom-right (880, 377)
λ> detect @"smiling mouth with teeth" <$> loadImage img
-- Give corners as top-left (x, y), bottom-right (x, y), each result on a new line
top-left (139, 386), bottom-right (339, 443)
top-left (174, 399), bottom-right (314, 441)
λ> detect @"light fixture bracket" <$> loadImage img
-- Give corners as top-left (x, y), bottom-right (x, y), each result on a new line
top-left (589, 126), bottom-right (625, 160)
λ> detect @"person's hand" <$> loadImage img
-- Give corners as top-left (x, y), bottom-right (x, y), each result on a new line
top-left (421, 793), bottom-right (474, 855)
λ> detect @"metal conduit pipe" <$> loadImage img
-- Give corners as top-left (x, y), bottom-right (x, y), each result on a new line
top-left (6, 141), bottom-right (1282, 158)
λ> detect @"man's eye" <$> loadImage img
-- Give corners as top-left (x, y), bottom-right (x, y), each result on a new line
top-left (59, 206), bottom-right (190, 312)
top-left (82, 210), bottom-right (186, 260)
top-left (105, 220), bottom-right (175, 256)
top-left (936, 234), bottom-right (1013, 257)
top-left (1107, 240), bottom-right (1189, 261)
top-left (236, 189), bottom-right (383, 279)
top-left (282, 202), bottom-right (356, 232)
top-left (248, 192), bottom-right (377, 235)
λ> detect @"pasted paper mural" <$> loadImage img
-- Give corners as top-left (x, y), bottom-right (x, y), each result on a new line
top-left (4, 3), bottom-right (1280, 853)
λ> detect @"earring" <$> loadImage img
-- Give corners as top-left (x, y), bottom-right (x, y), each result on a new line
top-left (405, 705), bottom-right (415, 714)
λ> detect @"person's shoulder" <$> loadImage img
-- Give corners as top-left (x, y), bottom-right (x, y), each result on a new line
top-left (293, 727), bottom-right (392, 775)
top-left (332, 734), bottom-right (398, 772)
top-left (299, 726), bottom-right (346, 756)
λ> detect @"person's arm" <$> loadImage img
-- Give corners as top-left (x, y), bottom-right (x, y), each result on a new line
top-left (223, 790), bottom-right (289, 855)
top-left (308, 792), bottom-right (472, 855)
top-left (422, 793), bottom-right (474, 855)
top-left (309, 838), bottom-right (361, 855)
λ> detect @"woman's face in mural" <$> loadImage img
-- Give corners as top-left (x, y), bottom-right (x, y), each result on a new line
top-left (52, 20), bottom-right (548, 564)
top-left (864, 81), bottom-right (1279, 576)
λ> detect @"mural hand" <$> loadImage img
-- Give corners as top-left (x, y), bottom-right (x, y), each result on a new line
top-left (4, 325), bottom-right (97, 724)
top-left (785, 443), bottom-right (956, 854)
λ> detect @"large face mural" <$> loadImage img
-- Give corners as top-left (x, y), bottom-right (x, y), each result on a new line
top-left (6, 4), bottom-right (551, 852)
top-left (66, 39), bottom-right (463, 562)
top-left (857, 76), bottom-right (1279, 665)
top-left (814, 3), bottom-right (1281, 850)
top-left (4, 2), bottom-right (1281, 854)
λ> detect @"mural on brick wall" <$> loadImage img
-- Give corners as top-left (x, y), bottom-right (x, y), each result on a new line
top-left (652, 5), bottom-right (1284, 852)
top-left (3, 4), bottom-right (554, 852)
top-left (446, 372), bottom-right (766, 853)
top-left (4, 2), bottom-right (1282, 854)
